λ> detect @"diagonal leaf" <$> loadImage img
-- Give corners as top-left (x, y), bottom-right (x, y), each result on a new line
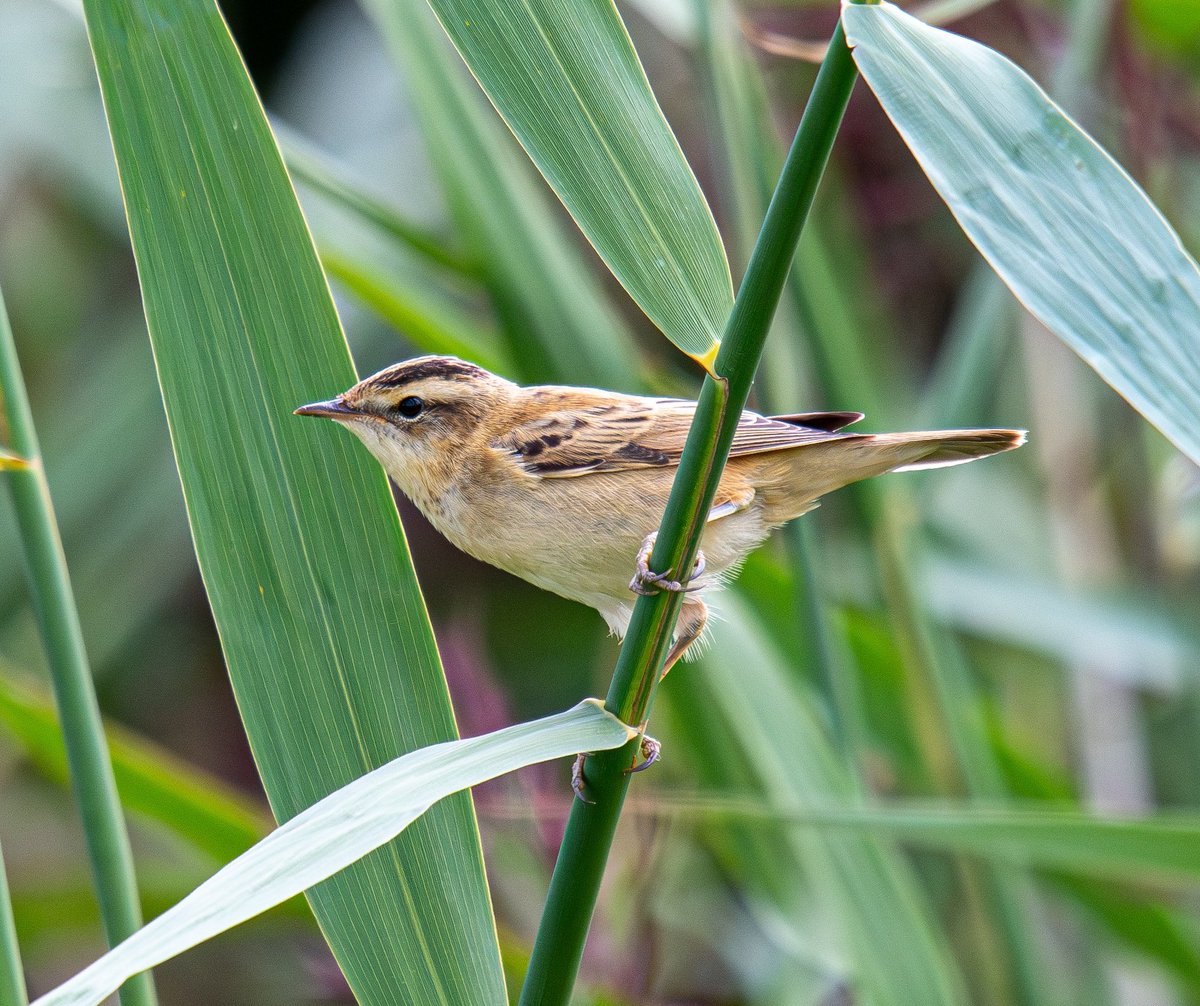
top-left (318, 249), bottom-right (512, 374)
top-left (32, 701), bottom-right (635, 1006)
top-left (842, 1), bottom-right (1200, 464)
top-left (362, 0), bottom-right (642, 387)
top-left (277, 126), bottom-right (478, 278)
top-left (414, 0), bottom-right (734, 365)
top-left (82, 0), bottom-right (505, 1001)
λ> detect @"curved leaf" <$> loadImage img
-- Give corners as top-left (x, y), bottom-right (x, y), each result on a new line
top-left (843, 1), bottom-right (1200, 464)
top-left (32, 701), bottom-right (635, 1006)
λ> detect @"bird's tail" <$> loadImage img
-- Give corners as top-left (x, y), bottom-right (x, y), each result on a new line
top-left (759, 427), bottom-right (1026, 523)
top-left (868, 428), bottom-right (1027, 473)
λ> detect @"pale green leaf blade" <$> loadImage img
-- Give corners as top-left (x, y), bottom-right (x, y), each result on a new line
top-left (843, 1), bottom-right (1200, 464)
top-left (417, 0), bottom-right (733, 364)
top-left (82, 0), bottom-right (505, 1001)
top-left (32, 701), bottom-right (635, 1006)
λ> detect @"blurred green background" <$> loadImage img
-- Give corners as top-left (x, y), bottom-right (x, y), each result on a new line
top-left (2, 0), bottom-right (1200, 1003)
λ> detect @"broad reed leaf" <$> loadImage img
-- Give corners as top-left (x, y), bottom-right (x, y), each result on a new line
top-left (843, 1), bottom-right (1200, 464)
top-left (362, 0), bottom-right (643, 386)
top-left (33, 702), bottom-right (635, 1006)
top-left (412, 0), bottom-right (734, 365)
top-left (82, 0), bottom-right (505, 1000)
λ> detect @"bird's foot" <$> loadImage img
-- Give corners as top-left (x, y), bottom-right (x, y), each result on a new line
top-left (571, 735), bottom-right (662, 803)
top-left (629, 531), bottom-right (706, 596)
top-left (627, 734), bottom-right (661, 774)
top-left (571, 752), bottom-right (595, 804)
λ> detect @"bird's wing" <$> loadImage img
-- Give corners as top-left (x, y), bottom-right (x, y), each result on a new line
top-left (493, 393), bottom-right (863, 479)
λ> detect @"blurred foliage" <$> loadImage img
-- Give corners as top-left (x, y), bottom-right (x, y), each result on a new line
top-left (2, 0), bottom-right (1200, 1003)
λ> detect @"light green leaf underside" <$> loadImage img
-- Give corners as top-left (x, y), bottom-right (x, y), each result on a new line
top-left (33, 701), bottom-right (635, 1006)
top-left (843, 1), bottom-right (1200, 465)
top-left (82, 1), bottom-right (505, 1002)
top-left (420, 0), bottom-right (733, 361)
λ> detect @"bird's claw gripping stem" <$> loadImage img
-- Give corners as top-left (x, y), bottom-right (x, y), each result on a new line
top-left (572, 735), bottom-right (661, 802)
top-left (629, 531), bottom-right (706, 596)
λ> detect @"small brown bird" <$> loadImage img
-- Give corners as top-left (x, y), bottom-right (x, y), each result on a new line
top-left (296, 356), bottom-right (1024, 672)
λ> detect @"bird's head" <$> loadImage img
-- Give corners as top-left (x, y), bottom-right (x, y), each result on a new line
top-left (295, 355), bottom-right (516, 495)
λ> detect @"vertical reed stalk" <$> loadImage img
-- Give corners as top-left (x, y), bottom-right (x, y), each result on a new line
top-left (0, 289), bottom-right (156, 1006)
top-left (0, 840), bottom-right (27, 1006)
top-left (517, 23), bottom-right (859, 1006)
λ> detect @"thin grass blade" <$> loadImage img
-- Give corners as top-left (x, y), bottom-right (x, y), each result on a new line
top-left (647, 796), bottom-right (1200, 885)
top-left (0, 281), bottom-right (154, 1006)
top-left (0, 840), bottom-right (27, 1006)
top-left (32, 701), bottom-right (635, 1006)
top-left (318, 249), bottom-right (512, 373)
top-left (279, 127), bottom-right (478, 278)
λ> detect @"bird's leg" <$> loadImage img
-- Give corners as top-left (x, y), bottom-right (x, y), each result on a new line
top-left (627, 734), bottom-right (661, 773)
top-left (571, 752), bottom-right (595, 803)
top-left (629, 530), bottom-right (707, 595)
top-left (573, 545), bottom-right (710, 802)
top-left (660, 598), bottom-right (708, 680)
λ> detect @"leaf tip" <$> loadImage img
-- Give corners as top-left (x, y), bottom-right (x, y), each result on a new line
top-left (691, 341), bottom-right (721, 378)
top-left (578, 699), bottom-right (639, 741)
top-left (0, 448), bottom-right (30, 470)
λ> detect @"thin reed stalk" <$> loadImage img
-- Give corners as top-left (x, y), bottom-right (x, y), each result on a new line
top-left (0, 289), bottom-right (156, 1006)
top-left (517, 22), bottom-right (860, 1006)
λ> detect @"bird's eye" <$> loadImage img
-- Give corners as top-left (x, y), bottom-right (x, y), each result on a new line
top-left (395, 396), bottom-right (425, 419)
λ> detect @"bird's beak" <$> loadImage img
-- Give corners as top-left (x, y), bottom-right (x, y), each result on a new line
top-left (294, 397), bottom-right (362, 420)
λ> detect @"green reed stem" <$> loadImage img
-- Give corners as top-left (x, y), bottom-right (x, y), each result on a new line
top-left (517, 23), bottom-right (858, 1006)
top-left (0, 289), bottom-right (157, 1006)
top-left (0, 841), bottom-right (27, 1006)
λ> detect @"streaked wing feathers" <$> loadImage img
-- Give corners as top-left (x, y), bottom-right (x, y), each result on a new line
top-left (494, 394), bottom-right (860, 478)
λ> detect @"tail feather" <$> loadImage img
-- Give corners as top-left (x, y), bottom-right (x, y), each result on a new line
top-left (874, 428), bottom-right (1027, 472)
top-left (751, 427), bottom-right (1026, 524)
